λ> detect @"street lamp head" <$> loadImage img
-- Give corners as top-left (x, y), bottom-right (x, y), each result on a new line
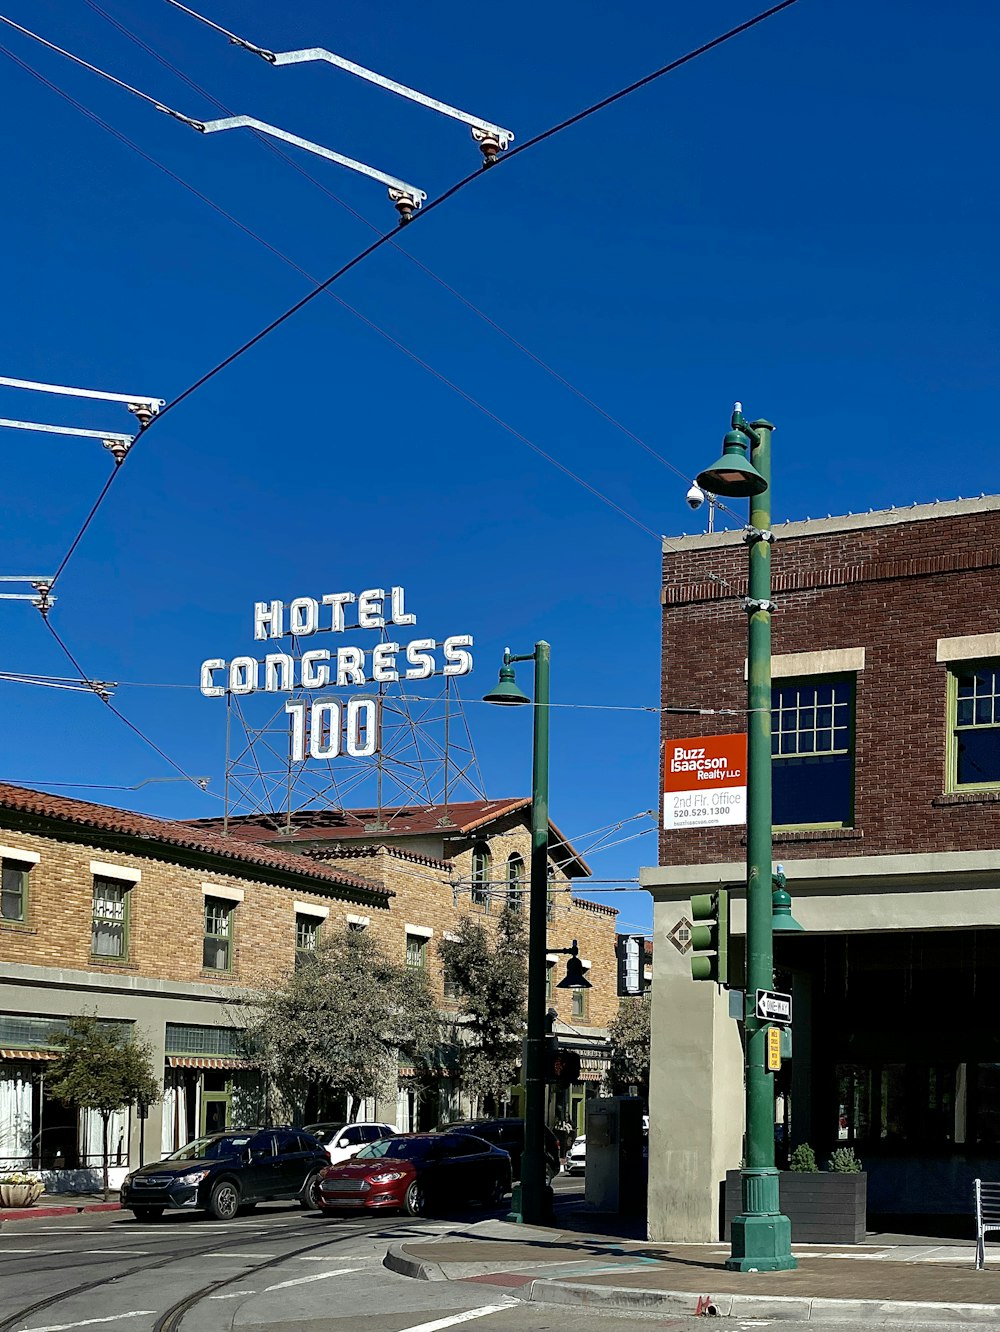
top-left (556, 953), bottom-right (592, 989)
top-left (696, 430), bottom-right (768, 499)
top-left (482, 657), bottom-right (530, 706)
top-left (772, 867), bottom-right (805, 932)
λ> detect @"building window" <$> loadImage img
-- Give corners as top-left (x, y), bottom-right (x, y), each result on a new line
top-left (572, 985), bottom-right (590, 1022)
top-left (347, 919), bottom-right (367, 933)
top-left (507, 853), bottom-right (524, 911)
top-left (1, 861), bottom-right (30, 923)
top-left (545, 960), bottom-right (555, 1001)
top-left (471, 843), bottom-right (491, 909)
top-left (772, 676), bottom-right (855, 827)
top-left (406, 932), bottom-right (427, 969)
top-left (949, 662), bottom-right (1000, 789)
top-left (295, 912), bottom-right (320, 968)
top-left (92, 877), bottom-right (129, 958)
top-left (443, 962), bottom-right (461, 1004)
top-left (204, 896), bottom-right (234, 971)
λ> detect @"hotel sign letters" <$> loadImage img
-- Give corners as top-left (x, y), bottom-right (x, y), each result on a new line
top-left (199, 586), bottom-right (473, 762)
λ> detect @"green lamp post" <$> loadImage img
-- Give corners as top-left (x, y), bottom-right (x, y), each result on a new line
top-left (696, 403), bottom-right (797, 1273)
top-left (483, 643), bottom-right (552, 1225)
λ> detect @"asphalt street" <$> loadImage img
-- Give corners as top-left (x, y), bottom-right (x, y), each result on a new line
top-left (1, 1178), bottom-right (991, 1332)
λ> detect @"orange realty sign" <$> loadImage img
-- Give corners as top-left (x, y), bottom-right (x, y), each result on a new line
top-left (663, 733), bottom-right (748, 830)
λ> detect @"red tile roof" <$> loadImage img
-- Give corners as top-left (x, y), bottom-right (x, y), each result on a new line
top-left (189, 798), bottom-right (592, 880)
top-left (0, 782), bottom-right (388, 902)
top-left (189, 799), bottom-right (531, 841)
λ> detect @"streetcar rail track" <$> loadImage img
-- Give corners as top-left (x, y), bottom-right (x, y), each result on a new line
top-left (0, 1214), bottom-right (368, 1332)
top-left (152, 1222), bottom-right (408, 1332)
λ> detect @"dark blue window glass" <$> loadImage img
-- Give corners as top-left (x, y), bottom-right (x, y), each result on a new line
top-left (953, 665), bottom-right (1000, 787)
top-left (771, 678), bottom-right (854, 826)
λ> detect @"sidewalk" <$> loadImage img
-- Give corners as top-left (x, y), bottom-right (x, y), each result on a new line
top-left (384, 1213), bottom-right (1000, 1324)
top-left (0, 1193), bottom-right (120, 1223)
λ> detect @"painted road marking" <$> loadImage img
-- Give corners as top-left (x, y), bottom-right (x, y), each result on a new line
top-left (207, 1291), bottom-right (258, 1301)
top-left (264, 1268), bottom-right (355, 1291)
top-left (25, 1312), bottom-right (156, 1332)
top-left (83, 1250), bottom-right (149, 1256)
top-left (295, 1255), bottom-right (371, 1262)
top-left (198, 1253), bottom-right (276, 1260)
top-left (394, 1305), bottom-right (515, 1332)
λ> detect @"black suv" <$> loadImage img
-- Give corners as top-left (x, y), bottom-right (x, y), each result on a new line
top-left (120, 1128), bottom-right (328, 1221)
top-left (447, 1119), bottom-right (561, 1183)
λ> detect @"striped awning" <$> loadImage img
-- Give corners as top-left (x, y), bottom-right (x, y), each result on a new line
top-left (0, 1048), bottom-right (57, 1061)
top-left (166, 1056), bottom-right (249, 1070)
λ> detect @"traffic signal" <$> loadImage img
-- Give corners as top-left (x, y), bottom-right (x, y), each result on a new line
top-left (689, 889), bottom-right (730, 984)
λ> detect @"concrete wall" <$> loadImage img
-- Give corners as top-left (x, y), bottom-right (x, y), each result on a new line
top-left (643, 847), bottom-right (1000, 1241)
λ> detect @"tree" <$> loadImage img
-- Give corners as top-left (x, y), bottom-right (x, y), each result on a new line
top-left (241, 924), bottom-right (440, 1123)
top-left (48, 1015), bottom-right (160, 1198)
top-left (605, 996), bottom-right (650, 1099)
top-left (437, 906), bottom-right (527, 1116)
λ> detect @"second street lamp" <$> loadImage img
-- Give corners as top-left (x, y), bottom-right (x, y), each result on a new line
top-left (696, 403), bottom-right (797, 1273)
top-left (483, 643), bottom-right (552, 1225)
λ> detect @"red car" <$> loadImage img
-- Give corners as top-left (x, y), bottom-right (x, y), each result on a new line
top-left (316, 1132), bottom-right (511, 1217)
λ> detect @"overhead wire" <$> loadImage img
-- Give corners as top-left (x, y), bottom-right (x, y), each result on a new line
top-left (0, 666), bottom-right (757, 715)
top-left (89, 0), bottom-right (741, 520)
top-left (1, 44), bottom-right (661, 557)
top-left (0, 0), bottom-right (798, 787)
top-left (40, 614), bottom-right (220, 798)
top-left (1, 0), bottom-right (801, 593)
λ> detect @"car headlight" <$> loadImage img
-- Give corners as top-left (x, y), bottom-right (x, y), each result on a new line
top-left (179, 1169), bottom-right (211, 1185)
top-left (122, 1172), bottom-right (135, 1189)
top-left (368, 1171), bottom-right (404, 1184)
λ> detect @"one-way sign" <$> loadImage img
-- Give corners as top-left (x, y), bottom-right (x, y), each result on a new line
top-left (756, 988), bottom-right (792, 1023)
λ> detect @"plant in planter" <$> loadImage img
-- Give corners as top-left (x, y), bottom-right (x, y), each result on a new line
top-left (0, 1171), bottom-right (46, 1208)
top-left (789, 1142), bottom-right (819, 1172)
top-left (828, 1146), bottom-right (863, 1173)
top-left (725, 1142), bottom-right (868, 1244)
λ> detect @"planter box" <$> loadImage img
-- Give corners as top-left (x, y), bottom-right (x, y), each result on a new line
top-left (724, 1170), bottom-right (867, 1244)
top-left (0, 1182), bottom-right (45, 1208)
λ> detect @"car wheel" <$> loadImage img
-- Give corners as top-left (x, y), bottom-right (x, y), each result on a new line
top-left (207, 1179), bottom-right (241, 1221)
top-left (487, 1176), bottom-right (507, 1206)
top-left (132, 1207), bottom-right (164, 1221)
top-left (299, 1171), bottom-right (323, 1210)
top-left (404, 1180), bottom-right (426, 1217)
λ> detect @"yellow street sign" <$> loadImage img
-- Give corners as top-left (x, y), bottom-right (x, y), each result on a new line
top-left (766, 1026), bottom-right (782, 1072)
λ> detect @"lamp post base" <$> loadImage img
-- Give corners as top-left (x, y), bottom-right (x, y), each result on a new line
top-left (505, 1180), bottom-right (554, 1226)
top-left (725, 1167), bottom-right (797, 1272)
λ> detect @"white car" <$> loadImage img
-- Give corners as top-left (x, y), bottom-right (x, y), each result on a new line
top-left (564, 1135), bottom-right (586, 1175)
top-left (303, 1121), bottom-right (397, 1166)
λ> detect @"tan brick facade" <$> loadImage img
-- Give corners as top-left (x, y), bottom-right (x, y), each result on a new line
top-left (0, 786), bottom-right (619, 1177)
top-left (0, 826), bottom-right (387, 988)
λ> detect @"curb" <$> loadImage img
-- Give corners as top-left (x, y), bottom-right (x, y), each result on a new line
top-left (383, 1243), bottom-right (448, 1282)
top-left (525, 1279), bottom-right (1000, 1324)
top-left (0, 1202), bottom-right (121, 1223)
top-left (383, 1245), bottom-right (1000, 1325)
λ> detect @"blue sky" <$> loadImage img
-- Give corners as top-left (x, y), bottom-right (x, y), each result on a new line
top-left (0, 0), bottom-right (997, 934)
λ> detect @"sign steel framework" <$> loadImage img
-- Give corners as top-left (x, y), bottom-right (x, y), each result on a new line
top-left (221, 628), bottom-right (486, 833)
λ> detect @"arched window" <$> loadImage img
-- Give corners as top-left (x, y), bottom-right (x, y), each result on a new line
top-left (506, 853), bottom-right (525, 911)
top-left (471, 842), bottom-right (491, 908)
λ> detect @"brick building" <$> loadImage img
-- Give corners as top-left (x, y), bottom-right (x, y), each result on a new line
top-left (642, 496), bottom-right (1000, 1239)
top-left (0, 787), bottom-right (616, 1185)
top-left (193, 800), bottom-right (620, 1134)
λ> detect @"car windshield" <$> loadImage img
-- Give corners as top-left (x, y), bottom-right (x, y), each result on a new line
top-left (356, 1137), bottom-right (436, 1161)
top-left (166, 1134), bottom-right (253, 1161)
top-left (303, 1124), bottom-right (345, 1145)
